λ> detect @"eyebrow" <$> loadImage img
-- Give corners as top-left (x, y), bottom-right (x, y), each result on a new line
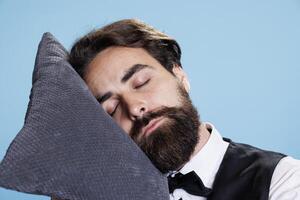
top-left (96, 64), bottom-right (153, 104)
top-left (121, 64), bottom-right (153, 83)
top-left (96, 92), bottom-right (112, 104)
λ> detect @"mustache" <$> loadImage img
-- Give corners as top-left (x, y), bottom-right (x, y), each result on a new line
top-left (129, 106), bottom-right (180, 139)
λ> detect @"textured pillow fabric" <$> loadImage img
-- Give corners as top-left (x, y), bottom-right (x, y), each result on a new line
top-left (0, 33), bottom-right (169, 200)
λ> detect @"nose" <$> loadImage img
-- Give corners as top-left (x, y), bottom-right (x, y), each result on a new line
top-left (124, 95), bottom-right (148, 120)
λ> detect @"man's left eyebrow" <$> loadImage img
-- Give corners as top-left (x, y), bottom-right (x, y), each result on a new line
top-left (95, 92), bottom-right (112, 104)
top-left (121, 64), bottom-right (153, 83)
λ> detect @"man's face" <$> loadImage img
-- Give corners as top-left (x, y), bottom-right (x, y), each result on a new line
top-left (84, 47), bottom-right (199, 173)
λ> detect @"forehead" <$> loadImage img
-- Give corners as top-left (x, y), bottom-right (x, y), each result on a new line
top-left (87, 46), bottom-right (161, 74)
top-left (83, 47), bottom-right (168, 93)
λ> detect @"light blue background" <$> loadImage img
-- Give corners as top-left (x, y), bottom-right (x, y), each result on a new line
top-left (0, 0), bottom-right (299, 199)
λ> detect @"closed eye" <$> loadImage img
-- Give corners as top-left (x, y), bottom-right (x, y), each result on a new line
top-left (135, 79), bottom-right (150, 89)
top-left (110, 103), bottom-right (119, 116)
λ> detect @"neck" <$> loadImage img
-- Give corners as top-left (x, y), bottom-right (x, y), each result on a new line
top-left (190, 122), bottom-right (211, 159)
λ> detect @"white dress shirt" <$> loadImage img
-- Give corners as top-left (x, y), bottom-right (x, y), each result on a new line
top-left (169, 123), bottom-right (300, 200)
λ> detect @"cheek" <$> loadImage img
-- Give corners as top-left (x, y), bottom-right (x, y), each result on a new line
top-left (113, 117), bottom-right (131, 135)
top-left (146, 81), bottom-right (181, 108)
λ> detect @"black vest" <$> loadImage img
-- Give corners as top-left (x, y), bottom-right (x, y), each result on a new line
top-left (208, 138), bottom-right (285, 200)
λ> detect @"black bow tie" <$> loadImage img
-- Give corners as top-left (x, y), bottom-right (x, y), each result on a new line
top-left (168, 171), bottom-right (212, 197)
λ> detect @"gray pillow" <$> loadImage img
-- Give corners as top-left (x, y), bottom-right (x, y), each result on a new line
top-left (0, 32), bottom-right (169, 200)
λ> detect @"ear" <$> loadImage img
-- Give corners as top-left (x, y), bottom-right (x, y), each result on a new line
top-left (172, 64), bottom-right (190, 92)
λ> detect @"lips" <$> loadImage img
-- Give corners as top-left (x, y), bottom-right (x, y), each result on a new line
top-left (142, 117), bottom-right (164, 136)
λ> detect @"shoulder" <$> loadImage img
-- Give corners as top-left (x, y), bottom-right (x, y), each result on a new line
top-left (225, 138), bottom-right (285, 168)
top-left (269, 156), bottom-right (300, 199)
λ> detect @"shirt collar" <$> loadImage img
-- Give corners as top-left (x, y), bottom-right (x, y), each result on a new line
top-left (177, 122), bottom-right (229, 188)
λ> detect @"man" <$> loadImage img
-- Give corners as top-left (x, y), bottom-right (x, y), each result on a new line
top-left (67, 19), bottom-right (300, 199)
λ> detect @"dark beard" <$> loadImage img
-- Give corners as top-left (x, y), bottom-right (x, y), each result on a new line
top-left (129, 85), bottom-right (200, 173)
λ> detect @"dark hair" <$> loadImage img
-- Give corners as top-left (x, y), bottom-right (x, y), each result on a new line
top-left (68, 19), bottom-right (182, 78)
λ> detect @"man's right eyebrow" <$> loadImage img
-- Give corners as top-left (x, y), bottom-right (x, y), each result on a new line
top-left (96, 91), bottom-right (113, 104)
